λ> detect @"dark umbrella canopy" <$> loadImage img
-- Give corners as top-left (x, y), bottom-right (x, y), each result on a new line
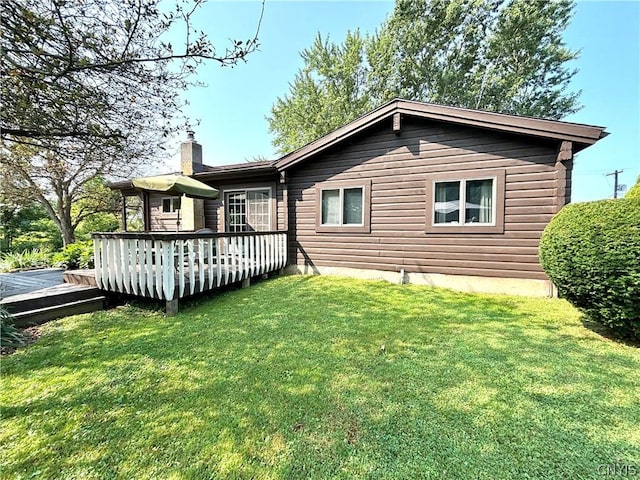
top-left (132, 174), bottom-right (219, 199)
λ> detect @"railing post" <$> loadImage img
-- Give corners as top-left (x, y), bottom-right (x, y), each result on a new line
top-left (166, 299), bottom-right (179, 316)
top-left (162, 239), bottom-right (176, 301)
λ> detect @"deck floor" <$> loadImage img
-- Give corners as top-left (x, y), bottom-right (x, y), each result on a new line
top-left (0, 269), bottom-right (65, 299)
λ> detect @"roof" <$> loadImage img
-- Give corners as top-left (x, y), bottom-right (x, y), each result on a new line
top-left (109, 162), bottom-right (277, 193)
top-left (110, 99), bottom-right (607, 193)
top-left (194, 161), bottom-right (277, 182)
top-left (275, 98), bottom-right (608, 171)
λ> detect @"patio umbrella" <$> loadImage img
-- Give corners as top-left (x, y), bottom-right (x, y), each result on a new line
top-left (131, 174), bottom-right (219, 231)
top-left (131, 174), bottom-right (219, 199)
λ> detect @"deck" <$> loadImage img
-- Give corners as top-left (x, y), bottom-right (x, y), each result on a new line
top-left (93, 231), bottom-right (287, 314)
top-left (0, 270), bottom-right (105, 326)
top-left (0, 269), bottom-right (64, 299)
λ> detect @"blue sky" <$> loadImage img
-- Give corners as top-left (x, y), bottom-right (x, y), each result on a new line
top-left (176, 1), bottom-right (639, 202)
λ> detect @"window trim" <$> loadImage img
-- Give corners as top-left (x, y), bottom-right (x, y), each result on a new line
top-left (223, 186), bottom-right (273, 232)
top-left (425, 169), bottom-right (505, 234)
top-left (315, 179), bottom-right (371, 233)
top-left (161, 196), bottom-right (181, 215)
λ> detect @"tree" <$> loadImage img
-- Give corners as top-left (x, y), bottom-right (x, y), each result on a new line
top-left (269, 0), bottom-right (580, 154)
top-left (1, 145), bottom-right (122, 245)
top-left (1, 0), bottom-right (263, 147)
top-left (0, 200), bottom-right (61, 253)
top-left (626, 175), bottom-right (640, 199)
top-left (245, 154), bottom-right (271, 163)
top-left (1, 0), bottom-right (264, 245)
top-left (269, 31), bottom-right (372, 154)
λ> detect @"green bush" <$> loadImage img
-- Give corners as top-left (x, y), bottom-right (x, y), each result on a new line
top-left (1, 306), bottom-right (24, 348)
top-left (4, 216), bottom-right (62, 253)
top-left (0, 248), bottom-right (53, 273)
top-left (1, 203), bottom-right (62, 253)
top-left (539, 199), bottom-right (640, 340)
top-left (52, 240), bottom-right (94, 270)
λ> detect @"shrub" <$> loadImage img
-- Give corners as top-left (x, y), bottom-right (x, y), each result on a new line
top-left (1, 306), bottom-right (24, 348)
top-left (52, 240), bottom-right (94, 270)
top-left (0, 248), bottom-right (53, 273)
top-left (539, 199), bottom-right (640, 340)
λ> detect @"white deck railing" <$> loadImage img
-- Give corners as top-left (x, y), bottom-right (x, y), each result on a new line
top-left (92, 231), bottom-right (288, 301)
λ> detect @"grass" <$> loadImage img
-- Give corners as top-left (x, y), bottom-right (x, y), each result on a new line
top-left (1, 275), bottom-right (639, 479)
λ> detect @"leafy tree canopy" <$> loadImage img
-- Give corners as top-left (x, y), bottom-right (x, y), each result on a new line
top-left (269, 0), bottom-right (581, 155)
top-left (2, 0), bottom-right (262, 149)
top-left (1, 0), bottom-right (264, 245)
top-left (626, 175), bottom-right (640, 199)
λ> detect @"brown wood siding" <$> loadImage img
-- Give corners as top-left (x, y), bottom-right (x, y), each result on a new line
top-left (148, 193), bottom-right (180, 232)
top-left (203, 198), bottom-right (221, 230)
top-left (287, 118), bottom-right (563, 280)
top-left (277, 183), bottom-right (287, 232)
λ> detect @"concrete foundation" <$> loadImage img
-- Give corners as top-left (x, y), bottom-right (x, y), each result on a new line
top-left (285, 264), bottom-right (557, 297)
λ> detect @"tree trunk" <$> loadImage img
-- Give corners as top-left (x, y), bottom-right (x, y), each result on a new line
top-left (59, 209), bottom-right (76, 247)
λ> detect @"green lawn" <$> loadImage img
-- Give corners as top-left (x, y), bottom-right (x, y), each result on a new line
top-left (2, 275), bottom-right (639, 479)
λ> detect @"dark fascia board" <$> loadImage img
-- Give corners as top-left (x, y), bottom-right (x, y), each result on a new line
top-left (200, 160), bottom-right (276, 173)
top-left (193, 161), bottom-right (277, 182)
top-left (275, 99), bottom-right (608, 171)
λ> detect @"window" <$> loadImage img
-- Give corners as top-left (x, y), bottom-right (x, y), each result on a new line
top-left (434, 178), bottom-right (494, 225)
top-left (225, 189), bottom-right (271, 232)
top-left (316, 180), bottom-right (371, 233)
top-left (426, 170), bottom-right (505, 234)
top-left (321, 187), bottom-right (364, 226)
top-left (162, 197), bottom-right (181, 214)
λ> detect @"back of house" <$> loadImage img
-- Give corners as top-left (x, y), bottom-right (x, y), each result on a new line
top-left (112, 99), bottom-right (606, 296)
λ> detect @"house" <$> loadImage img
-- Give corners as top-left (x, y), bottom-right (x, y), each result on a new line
top-left (108, 99), bottom-right (607, 301)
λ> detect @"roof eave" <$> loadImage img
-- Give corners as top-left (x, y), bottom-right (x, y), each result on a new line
top-left (193, 164), bottom-right (278, 182)
top-left (275, 99), bottom-right (607, 170)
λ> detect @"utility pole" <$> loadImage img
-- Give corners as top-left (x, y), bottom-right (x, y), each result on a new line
top-left (606, 169), bottom-right (624, 198)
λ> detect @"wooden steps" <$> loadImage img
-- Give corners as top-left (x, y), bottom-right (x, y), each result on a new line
top-left (63, 269), bottom-right (98, 287)
top-left (1, 276), bottom-right (105, 327)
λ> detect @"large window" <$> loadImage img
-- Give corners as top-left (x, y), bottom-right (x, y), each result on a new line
top-left (316, 180), bottom-right (371, 233)
top-left (225, 189), bottom-right (271, 232)
top-left (426, 170), bottom-right (505, 234)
